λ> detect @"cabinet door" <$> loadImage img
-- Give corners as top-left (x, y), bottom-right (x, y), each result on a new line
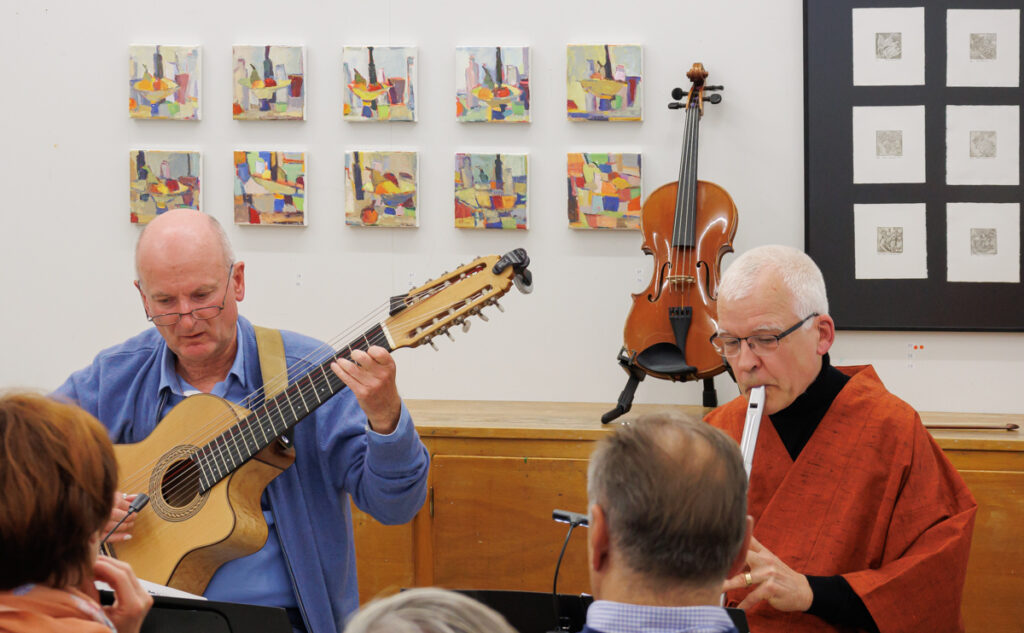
top-left (958, 469), bottom-right (1024, 633)
top-left (431, 455), bottom-right (591, 593)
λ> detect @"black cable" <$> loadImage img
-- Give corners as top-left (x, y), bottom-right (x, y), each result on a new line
top-left (100, 493), bottom-right (151, 545)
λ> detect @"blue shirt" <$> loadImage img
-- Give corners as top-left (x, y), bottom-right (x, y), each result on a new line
top-left (582, 600), bottom-right (739, 633)
top-left (55, 316), bottom-right (430, 633)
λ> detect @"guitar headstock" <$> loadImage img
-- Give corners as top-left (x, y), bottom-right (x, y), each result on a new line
top-left (385, 250), bottom-right (528, 351)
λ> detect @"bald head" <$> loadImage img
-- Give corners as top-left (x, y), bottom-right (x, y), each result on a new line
top-left (135, 210), bottom-right (234, 282)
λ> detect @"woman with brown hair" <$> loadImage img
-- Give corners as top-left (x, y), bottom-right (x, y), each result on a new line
top-left (0, 392), bottom-right (152, 633)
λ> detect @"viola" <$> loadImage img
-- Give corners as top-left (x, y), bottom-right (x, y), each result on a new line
top-left (604, 63), bottom-right (737, 423)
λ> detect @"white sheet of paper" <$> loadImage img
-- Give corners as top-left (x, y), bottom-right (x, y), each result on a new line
top-left (947, 9), bottom-right (1021, 87)
top-left (853, 106), bottom-right (926, 183)
top-left (946, 105), bottom-right (1020, 185)
top-left (96, 578), bottom-right (207, 600)
top-left (946, 203), bottom-right (1020, 283)
top-left (854, 203), bottom-right (928, 279)
top-left (852, 7), bottom-right (925, 85)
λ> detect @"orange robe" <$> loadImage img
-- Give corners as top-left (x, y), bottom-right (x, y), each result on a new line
top-left (705, 365), bottom-right (976, 633)
top-left (0, 585), bottom-right (113, 633)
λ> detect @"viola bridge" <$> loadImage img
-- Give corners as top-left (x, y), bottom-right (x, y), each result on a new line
top-left (666, 274), bottom-right (696, 286)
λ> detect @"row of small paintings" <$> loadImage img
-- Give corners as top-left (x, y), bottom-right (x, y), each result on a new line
top-left (852, 7), bottom-right (1020, 87)
top-left (129, 150), bottom-right (642, 230)
top-left (129, 44), bottom-right (642, 122)
top-left (854, 203), bottom-right (1020, 284)
top-left (853, 105), bottom-right (1019, 185)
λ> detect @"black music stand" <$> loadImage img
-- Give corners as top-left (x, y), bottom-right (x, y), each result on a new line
top-left (101, 592), bottom-right (292, 633)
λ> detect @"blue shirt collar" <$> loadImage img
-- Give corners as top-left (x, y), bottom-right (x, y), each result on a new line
top-left (157, 321), bottom-right (248, 396)
top-left (586, 600), bottom-right (738, 633)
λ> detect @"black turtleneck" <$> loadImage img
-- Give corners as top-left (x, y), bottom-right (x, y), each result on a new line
top-left (769, 352), bottom-right (849, 461)
top-left (766, 354), bottom-right (879, 633)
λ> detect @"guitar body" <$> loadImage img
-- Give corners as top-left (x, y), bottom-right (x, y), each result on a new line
top-left (108, 394), bottom-right (295, 594)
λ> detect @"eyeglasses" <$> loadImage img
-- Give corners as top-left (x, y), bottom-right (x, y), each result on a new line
top-left (144, 264), bottom-right (234, 327)
top-left (710, 313), bottom-right (819, 358)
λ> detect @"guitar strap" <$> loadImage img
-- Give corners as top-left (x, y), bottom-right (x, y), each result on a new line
top-left (254, 325), bottom-right (293, 450)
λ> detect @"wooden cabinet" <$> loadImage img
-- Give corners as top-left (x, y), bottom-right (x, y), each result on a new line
top-left (353, 401), bottom-right (1024, 633)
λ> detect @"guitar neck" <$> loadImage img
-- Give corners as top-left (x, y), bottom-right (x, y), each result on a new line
top-left (194, 322), bottom-right (391, 493)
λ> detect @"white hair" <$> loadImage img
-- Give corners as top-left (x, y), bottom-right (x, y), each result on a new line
top-left (718, 245), bottom-right (829, 321)
top-left (344, 588), bottom-right (518, 633)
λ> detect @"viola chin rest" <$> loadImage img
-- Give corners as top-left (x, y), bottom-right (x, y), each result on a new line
top-left (635, 342), bottom-right (696, 378)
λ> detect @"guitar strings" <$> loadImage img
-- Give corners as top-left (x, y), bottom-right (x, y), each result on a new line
top-left (116, 271), bottom-right (501, 523)
top-left (135, 285), bottom-right (499, 542)
top-left (120, 296), bottom-right (438, 538)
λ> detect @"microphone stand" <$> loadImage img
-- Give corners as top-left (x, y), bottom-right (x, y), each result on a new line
top-left (99, 493), bottom-right (150, 554)
top-left (550, 510), bottom-right (588, 632)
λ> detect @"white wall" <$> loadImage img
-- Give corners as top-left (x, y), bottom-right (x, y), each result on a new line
top-left (2, 0), bottom-right (1021, 414)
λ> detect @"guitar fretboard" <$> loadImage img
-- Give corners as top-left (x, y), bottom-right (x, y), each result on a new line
top-left (194, 323), bottom-right (390, 492)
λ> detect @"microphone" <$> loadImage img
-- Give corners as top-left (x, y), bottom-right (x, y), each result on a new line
top-left (549, 509), bottom-right (589, 632)
top-left (552, 509), bottom-right (588, 527)
top-left (101, 493), bottom-right (150, 545)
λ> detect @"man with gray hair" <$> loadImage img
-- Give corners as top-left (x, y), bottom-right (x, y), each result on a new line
top-left (583, 412), bottom-right (752, 633)
top-left (55, 209), bottom-right (430, 633)
top-left (705, 244), bottom-right (975, 633)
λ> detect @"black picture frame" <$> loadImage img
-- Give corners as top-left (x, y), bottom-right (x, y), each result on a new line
top-left (804, 0), bottom-right (1024, 331)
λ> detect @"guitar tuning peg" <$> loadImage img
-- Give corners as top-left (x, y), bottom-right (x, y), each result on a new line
top-left (429, 339), bottom-right (439, 351)
top-left (478, 312), bottom-right (489, 322)
top-left (462, 320), bottom-right (472, 333)
top-left (494, 301), bottom-right (504, 312)
top-left (445, 330), bottom-right (455, 341)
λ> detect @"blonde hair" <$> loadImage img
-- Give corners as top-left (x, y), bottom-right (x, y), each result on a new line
top-left (344, 588), bottom-right (517, 633)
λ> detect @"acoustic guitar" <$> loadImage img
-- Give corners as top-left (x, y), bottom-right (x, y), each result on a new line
top-left (105, 250), bottom-right (532, 594)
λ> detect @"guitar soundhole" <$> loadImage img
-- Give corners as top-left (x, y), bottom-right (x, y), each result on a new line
top-left (161, 459), bottom-right (201, 508)
top-left (150, 445), bottom-right (208, 522)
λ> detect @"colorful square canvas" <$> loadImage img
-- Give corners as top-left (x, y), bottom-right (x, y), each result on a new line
top-left (342, 46), bottom-right (417, 122)
top-left (129, 45), bottom-right (201, 120)
top-left (129, 150), bottom-right (201, 224)
top-left (455, 46), bottom-right (530, 123)
top-left (454, 153), bottom-right (528, 230)
top-left (233, 151), bottom-right (306, 226)
top-left (232, 46), bottom-right (305, 120)
top-left (566, 44), bottom-right (642, 121)
top-left (345, 151), bottom-right (418, 227)
top-left (567, 152), bottom-right (642, 229)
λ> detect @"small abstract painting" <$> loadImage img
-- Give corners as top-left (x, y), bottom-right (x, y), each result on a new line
top-left (343, 46), bottom-right (417, 122)
top-left (454, 153), bottom-right (528, 230)
top-left (232, 46), bottom-right (305, 120)
top-left (566, 44), bottom-right (642, 121)
top-left (345, 151), bottom-right (418, 227)
top-left (567, 152), bottom-right (642, 229)
top-left (129, 45), bottom-right (201, 120)
top-left (130, 150), bottom-right (201, 224)
top-left (233, 151), bottom-right (306, 226)
top-left (455, 46), bottom-right (530, 123)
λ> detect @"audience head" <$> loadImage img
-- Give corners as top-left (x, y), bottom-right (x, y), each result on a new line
top-left (0, 392), bottom-right (118, 590)
top-left (586, 412), bottom-right (749, 599)
top-left (344, 587), bottom-right (518, 633)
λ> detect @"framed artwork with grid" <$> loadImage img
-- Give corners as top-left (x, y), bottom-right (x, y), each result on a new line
top-left (804, 0), bottom-right (1023, 331)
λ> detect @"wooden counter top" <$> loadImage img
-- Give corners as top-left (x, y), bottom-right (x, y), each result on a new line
top-left (406, 399), bottom-right (1024, 452)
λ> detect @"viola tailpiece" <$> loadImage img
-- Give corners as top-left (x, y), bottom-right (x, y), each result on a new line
top-left (604, 63), bottom-right (737, 424)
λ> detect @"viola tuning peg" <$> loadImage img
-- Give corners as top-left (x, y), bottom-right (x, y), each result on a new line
top-left (462, 320), bottom-right (472, 333)
top-left (478, 312), bottom-right (489, 322)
